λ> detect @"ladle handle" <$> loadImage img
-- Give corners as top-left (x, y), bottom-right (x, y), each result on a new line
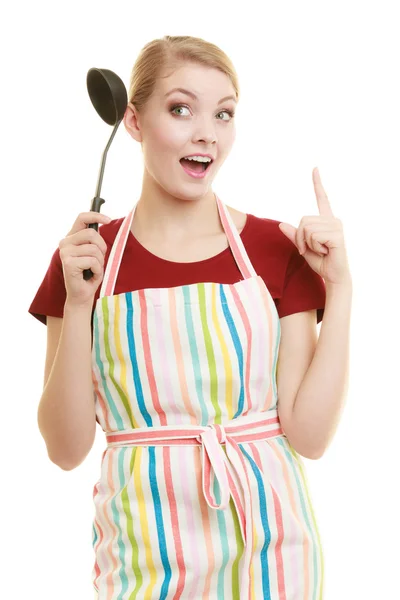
top-left (83, 196), bottom-right (106, 281)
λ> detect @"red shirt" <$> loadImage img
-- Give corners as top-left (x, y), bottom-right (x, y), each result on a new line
top-left (28, 212), bottom-right (326, 325)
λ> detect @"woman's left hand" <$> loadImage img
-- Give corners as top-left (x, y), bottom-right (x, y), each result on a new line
top-left (278, 167), bottom-right (352, 285)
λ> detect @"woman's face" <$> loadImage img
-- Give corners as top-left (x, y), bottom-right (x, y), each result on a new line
top-left (124, 62), bottom-right (237, 200)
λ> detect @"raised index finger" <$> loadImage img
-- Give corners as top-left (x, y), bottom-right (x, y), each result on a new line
top-left (313, 167), bottom-right (334, 217)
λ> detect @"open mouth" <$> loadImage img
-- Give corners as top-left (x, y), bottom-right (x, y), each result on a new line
top-left (179, 158), bottom-right (213, 173)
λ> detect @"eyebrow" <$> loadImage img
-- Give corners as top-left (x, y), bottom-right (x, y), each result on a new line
top-left (164, 87), bottom-right (237, 104)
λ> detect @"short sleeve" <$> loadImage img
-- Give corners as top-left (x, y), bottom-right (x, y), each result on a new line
top-left (278, 245), bottom-right (326, 323)
top-left (28, 247), bottom-right (67, 325)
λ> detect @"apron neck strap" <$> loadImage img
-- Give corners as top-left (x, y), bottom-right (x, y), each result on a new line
top-left (215, 194), bottom-right (257, 280)
top-left (100, 193), bottom-right (256, 298)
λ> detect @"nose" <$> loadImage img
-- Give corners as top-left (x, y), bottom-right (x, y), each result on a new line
top-left (193, 115), bottom-right (217, 145)
top-left (196, 133), bottom-right (216, 144)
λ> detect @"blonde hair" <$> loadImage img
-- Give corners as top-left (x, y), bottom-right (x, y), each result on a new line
top-left (128, 35), bottom-right (240, 112)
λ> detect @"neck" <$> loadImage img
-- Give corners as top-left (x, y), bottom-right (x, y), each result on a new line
top-left (132, 176), bottom-right (222, 241)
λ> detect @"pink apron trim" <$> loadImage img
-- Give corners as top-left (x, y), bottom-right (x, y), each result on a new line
top-left (101, 206), bottom-right (135, 298)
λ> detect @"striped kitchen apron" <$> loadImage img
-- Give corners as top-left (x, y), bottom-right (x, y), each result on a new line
top-left (91, 193), bottom-right (325, 599)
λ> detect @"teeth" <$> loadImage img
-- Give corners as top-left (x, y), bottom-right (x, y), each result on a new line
top-left (183, 156), bottom-right (212, 163)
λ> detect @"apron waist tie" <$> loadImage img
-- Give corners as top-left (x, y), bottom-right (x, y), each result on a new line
top-left (105, 409), bottom-right (285, 599)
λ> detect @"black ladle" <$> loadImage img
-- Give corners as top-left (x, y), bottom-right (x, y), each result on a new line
top-left (83, 68), bottom-right (128, 280)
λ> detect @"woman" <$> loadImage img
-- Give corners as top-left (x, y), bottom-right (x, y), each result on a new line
top-left (29, 35), bottom-right (352, 599)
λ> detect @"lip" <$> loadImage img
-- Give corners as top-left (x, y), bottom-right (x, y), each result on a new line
top-left (180, 159), bottom-right (212, 179)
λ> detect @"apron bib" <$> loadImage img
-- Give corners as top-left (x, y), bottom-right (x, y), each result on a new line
top-left (90, 193), bottom-right (324, 599)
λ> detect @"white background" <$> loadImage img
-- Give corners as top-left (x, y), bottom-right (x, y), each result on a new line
top-left (2, 0), bottom-right (400, 598)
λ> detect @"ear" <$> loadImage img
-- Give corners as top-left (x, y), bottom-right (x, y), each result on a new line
top-left (123, 102), bottom-right (143, 142)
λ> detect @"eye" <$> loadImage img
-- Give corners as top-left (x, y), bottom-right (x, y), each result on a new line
top-left (217, 110), bottom-right (235, 121)
top-left (170, 105), bottom-right (190, 117)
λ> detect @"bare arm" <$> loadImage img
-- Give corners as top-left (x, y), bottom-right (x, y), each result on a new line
top-left (290, 281), bottom-right (352, 459)
top-left (37, 300), bottom-right (96, 470)
top-left (277, 282), bottom-right (352, 460)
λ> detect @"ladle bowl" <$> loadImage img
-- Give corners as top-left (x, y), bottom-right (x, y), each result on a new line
top-left (87, 68), bottom-right (128, 125)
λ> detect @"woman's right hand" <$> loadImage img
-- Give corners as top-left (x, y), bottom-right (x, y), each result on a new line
top-left (59, 212), bottom-right (112, 307)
